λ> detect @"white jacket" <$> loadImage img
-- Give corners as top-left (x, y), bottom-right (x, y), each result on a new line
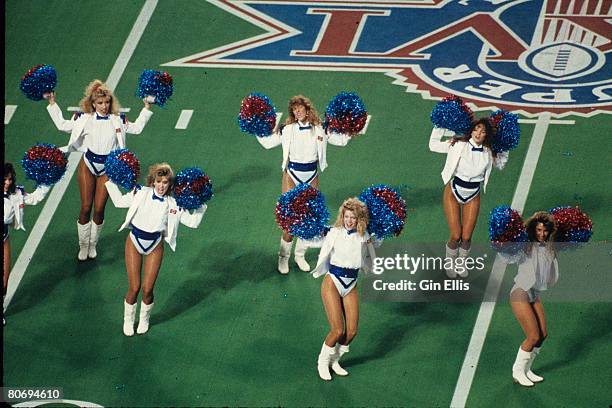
top-left (514, 245), bottom-right (559, 291)
top-left (256, 123), bottom-right (351, 172)
top-left (6, 185), bottom-right (51, 231)
top-left (429, 127), bottom-right (499, 192)
top-left (105, 182), bottom-right (206, 252)
top-left (47, 103), bottom-right (153, 153)
top-left (311, 227), bottom-right (376, 278)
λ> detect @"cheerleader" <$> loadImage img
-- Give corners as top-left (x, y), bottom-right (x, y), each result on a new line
top-left (105, 163), bottom-right (206, 336)
top-left (3, 163), bottom-right (50, 324)
top-left (46, 80), bottom-right (153, 261)
top-left (256, 95), bottom-right (351, 274)
top-left (429, 119), bottom-right (507, 277)
top-left (510, 211), bottom-right (558, 387)
top-left (311, 198), bottom-right (376, 380)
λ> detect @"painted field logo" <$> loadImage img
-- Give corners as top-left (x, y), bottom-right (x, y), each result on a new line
top-left (165, 0), bottom-right (612, 117)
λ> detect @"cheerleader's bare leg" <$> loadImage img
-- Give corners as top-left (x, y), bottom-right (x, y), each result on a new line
top-left (442, 184), bottom-right (461, 277)
top-left (318, 274), bottom-right (345, 380)
top-left (456, 194), bottom-right (480, 277)
top-left (88, 175), bottom-right (109, 259)
top-left (330, 285), bottom-right (358, 377)
top-left (76, 159), bottom-right (96, 260)
top-left (278, 172), bottom-right (297, 274)
top-left (510, 289), bottom-right (542, 386)
top-left (137, 242), bottom-right (164, 334)
top-left (123, 237), bottom-right (142, 336)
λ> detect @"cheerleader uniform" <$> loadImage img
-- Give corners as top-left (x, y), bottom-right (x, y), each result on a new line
top-left (3, 185), bottom-right (51, 239)
top-left (47, 103), bottom-right (153, 176)
top-left (312, 226), bottom-right (376, 296)
top-left (128, 190), bottom-right (169, 255)
top-left (511, 244), bottom-right (559, 302)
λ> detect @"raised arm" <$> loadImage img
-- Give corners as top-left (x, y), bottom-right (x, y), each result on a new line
top-left (46, 93), bottom-right (75, 133)
top-left (23, 185), bottom-right (51, 205)
top-left (429, 127), bottom-right (454, 154)
top-left (326, 130), bottom-right (351, 147)
top-left (105, 180), bottom-right (136, 208)
top-left (255, 129), bottom-right (282, 149)
top-left (179, 204), bottom-right (207, 229)
top-left (124, 101), bottom-right (153, 134)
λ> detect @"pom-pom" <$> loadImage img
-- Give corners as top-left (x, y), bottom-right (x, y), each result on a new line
top-left (430, 95), bottom-right (474, 134)
top-left (323, 91), bottom-right (368, 135)
top-left (549, 206), bottom-right (593, 243)
top-left (136, 69), bottom-right (173, 107)
top-left (358, 184), bottom-right (407, 240)
top-left (488, 205), bottom-right (527, 254)
top-left (105, 149), bottom-right (141, 191)
top-left (21, 143), bottom-right (67, 185)
top-left (20, 64), bottom-right (57, 101)
top-left (275, 184), bottom-right (330, 240)
top-left (489, 110), bottom-right (520, 153)
top-left (238, 93), bottom-right (277, 136)
top-left (173, 167), bottom-right (213, 210)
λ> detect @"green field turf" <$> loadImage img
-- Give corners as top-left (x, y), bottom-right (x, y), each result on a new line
top-left (4, 1), bottom-right (611, 407)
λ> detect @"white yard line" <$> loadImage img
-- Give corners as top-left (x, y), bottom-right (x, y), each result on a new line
top-left (450, 113), bottom-right (552, 408)
top-left (175, 109), bottom-right (194, 129)
top-left (5, 105), bottom-right (18, 125)
top-left (4, 0), bottom-right (158, 311)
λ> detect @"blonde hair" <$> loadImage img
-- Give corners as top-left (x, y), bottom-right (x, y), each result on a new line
top-left (334, 198), bottom-right (369, 236)
top-left (284, 95), bottom-right (322, 126)
top-left (146, 162), bottom-right (174, 195)
top-left (79, 79), bottom-right (121, 114)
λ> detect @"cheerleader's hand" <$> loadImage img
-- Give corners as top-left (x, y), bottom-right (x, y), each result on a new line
top-left (143, 97), bottom-right (152, 110)
top-left (45, 91), bottom-right (56, 105)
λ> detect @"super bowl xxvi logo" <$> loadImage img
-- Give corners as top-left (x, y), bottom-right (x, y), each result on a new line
top-left (165, 0), bottom-right (612, 117)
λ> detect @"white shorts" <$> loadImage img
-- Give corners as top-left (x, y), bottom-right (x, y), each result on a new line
top-left (129, 224), bottom-right (162, 255)
top-left (287, 160), bottom-right (318, 185)
top-left (451, 177), bottom-right (481, 204)
top-left (328, 264), bottom-right (359, 297)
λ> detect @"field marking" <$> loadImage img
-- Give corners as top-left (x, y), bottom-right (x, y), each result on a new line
top-left (359, 114), bottom-right (372, 134)
top-left (5, 105), bottom-right (17, 125)
top-left (175, 109), bottom-right (194, 129)
top-left (450, 113), bottom-right (552, 408)
top-left (4, 0), bottom-right (159, 312)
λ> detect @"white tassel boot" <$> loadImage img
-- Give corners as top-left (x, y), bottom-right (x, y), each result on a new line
top-left (456, 246), bottom-right (471, 278)
top-left (445, 244), bottom-right (458, 278)
top-left (136, 302), bottom-right (155, 334)
top-left (525, 346), bottom-right (544, 383)
top-left (77, 221), bottom-right (91, 261)
top-left (317, 343), bottom-right (334, 381)
top-left (123, 300), bottom-right (137, 337)
top-left (278, 238), bottom-right (292, 275)
top-left (512, 347), bottom-right (535, 387)
top-left (88, 221), bottom-right (103, 259)
top-left (330, 344), bottom-right (350, 376)
top-left (294, 238), bottom-right (311, 272)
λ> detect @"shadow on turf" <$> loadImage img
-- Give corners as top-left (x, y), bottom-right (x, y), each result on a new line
top-left (153, 241), bottom-right (277, 324)
top-left (214, 164), bottom-right (273, 195)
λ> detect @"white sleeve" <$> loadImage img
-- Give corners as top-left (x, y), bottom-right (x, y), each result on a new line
top-left (47, 103), bottom-right (75, 133)
top-left (23, 185), bottom-right (51, 205)
top-left (105, 181), bottom-right (135, 208)
top-left (493, 151), bottom-right (509, 170)
top-left (179, 204), bottom-right (207, 229)
top-left (429, 127), bottom-right (453, 153)
top-left (125, 108), bottom-right (153, 135)
top-left (255, 131), bottom-right (282, 149)
top-left (326, 130), bottom-right (351, 147)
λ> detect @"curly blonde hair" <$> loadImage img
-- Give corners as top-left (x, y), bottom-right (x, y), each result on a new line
top-left (284, 95), bottom-right (322, 126)
top-left (334, 198), bottom-right (369, 236)
top-left (146, 162), bottom-right (174, 195)
top-left (79, 79), bottom-right (121, 114)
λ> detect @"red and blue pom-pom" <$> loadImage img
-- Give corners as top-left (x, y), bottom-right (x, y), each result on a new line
top-left (173, 167), bottom-right (213, 210)
top-left (238, 93), bottom-right (277, 137)
top-left (489, 110), bottom-right (520, 153)
top-left (549, 206), bottom-right (593, 243)
top-left (105, 149), bottom-right (141, 191)
top-left (20, 64), bottom-right (57, 101)
top-left (275, 183), bottom-right (330, 240)
top-left (323, 91), bottom-right (368, 135)
top-left (21, 143), bottom-right (67, 186)
top-left (136, 69), bottom-right (173, 107)
top-left (488, 205), bottom-right (527, 254)
top-left (358, 184), bottom-right (406, 240)
top-left (430, 95), bottom-right (474, 134)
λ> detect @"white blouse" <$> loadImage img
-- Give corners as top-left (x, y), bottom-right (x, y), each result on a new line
top-left (288, 121), bottom-right (319, 164)
top-left (82, 115), bottom-right (119, 155)
top-left (534, 245), bottom-right (554, 291)
top-left (329, 227), bottom-right (368, 269)
top-left (130, 191), bottom-right (169, 233)
top-left (4, 194), bottom-right (15, 225)
top-left (453, 138), bottom-right (491, 182)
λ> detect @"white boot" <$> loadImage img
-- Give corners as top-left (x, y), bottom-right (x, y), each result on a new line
top-left (512, 347), bottom-right (535, 387)
top-left (294, 238), bottom-right (311, 272)
top-left (456, 246), bottom-right (471, 278)
top-left (317, 342), bottom-right (334, 381)
top-left (77, 221), bottom-right (91, 261)
top-left (88, 221), bottom-right (103, 259)
top-left (525, 346), bottom-right (544, 382)
top-left (445, 244), bottom-right (458, 278)
top-left (136, 302), bottom-right (155, 334)
top-left (123, 300), bottom-right (137, 337)
top-left (278, 238), bottom-right (292, 275)
top-left (330, 344), bottom-right (350, 376)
